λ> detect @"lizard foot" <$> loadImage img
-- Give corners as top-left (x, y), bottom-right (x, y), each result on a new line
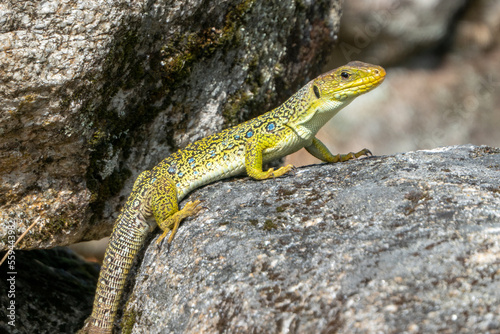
top-left (263, 164), bottom-right (294, 179)
top-left (157, 200), bottom-right (204, 244)
top-left (332, 148), bottom-right (372, 163)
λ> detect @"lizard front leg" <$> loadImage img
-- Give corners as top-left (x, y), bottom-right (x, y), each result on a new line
top-left (305, 137), bottom-right (371, 163)
top-left (244, 136), bottom-right (294, 180)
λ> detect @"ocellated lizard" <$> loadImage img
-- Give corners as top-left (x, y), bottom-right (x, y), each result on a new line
top-left (81, 61), bottom-right (386, 333)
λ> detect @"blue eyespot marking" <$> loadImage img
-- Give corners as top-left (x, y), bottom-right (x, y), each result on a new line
top-left (188, 157), bottom-right (195, 164)
top-left (223, 154), bottom-right (228, 160)
top-left (246, 130), bottom-right (254, 138)
top-left (178, 172), bottom-right (184, 177)
top-left (266, 122), bottom-right (276, 132)
top-left (194, 171), bottom-right (198, 175)
top-left (234, 135), bottom-right (240, 140)
top-left (207, 162), bottom-right (212, 167)
top-left (210, 150), bottom-right (216, 157)
top-left (176, 183), bottom-right (181, 187)
top-left (168, 166), bottom-right (176, 174)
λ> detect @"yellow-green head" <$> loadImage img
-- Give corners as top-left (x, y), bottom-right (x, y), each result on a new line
top-left (283, 61), bottom-right (386, 140)
top-left (312, 61), bottom-right (385, 103)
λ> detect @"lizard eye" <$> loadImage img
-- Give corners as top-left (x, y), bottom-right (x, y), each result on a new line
top-left (340, 71), bottom-right (350, 79)
top-left (313, 85), bottom-right (320, 99)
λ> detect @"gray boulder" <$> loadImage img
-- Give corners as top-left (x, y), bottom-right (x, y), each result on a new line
top-left (122, 144), bottom-right (500, 333)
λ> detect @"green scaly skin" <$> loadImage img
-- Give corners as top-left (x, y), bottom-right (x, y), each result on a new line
top-left (81, 61), bottom-right (386, 333)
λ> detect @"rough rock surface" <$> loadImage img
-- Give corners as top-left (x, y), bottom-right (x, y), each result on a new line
top-left (120, 145), bottom-right (499, 333)
top-left (1, 145), bottom-right (499, 333)
top-left (0, 0), bottom-right (341, 251)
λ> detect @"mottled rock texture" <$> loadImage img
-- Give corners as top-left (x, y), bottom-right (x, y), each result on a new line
top-left (123, 145), bottom-right (499, 334)
top-left (0, 0), bottom-right (342, 251)
top-left (3, 145), bottom-right (498, 333)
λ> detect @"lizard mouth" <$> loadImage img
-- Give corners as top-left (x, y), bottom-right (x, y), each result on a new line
top-left (331, 62), bottom-right (386, 101)
top-left (313, 61), bottom-right (386, 102)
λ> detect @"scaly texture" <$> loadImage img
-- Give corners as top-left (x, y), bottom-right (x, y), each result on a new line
top-left (81, 61), bottom-right (386, 333)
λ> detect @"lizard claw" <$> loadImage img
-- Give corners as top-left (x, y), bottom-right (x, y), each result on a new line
top-left (356, 148), bottom-right (372, 158)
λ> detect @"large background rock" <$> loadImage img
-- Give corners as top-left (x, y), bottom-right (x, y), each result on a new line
top-left (0, 0), bottom-right (342, 250)
top-left (333, 0), bottom-right (468, 65)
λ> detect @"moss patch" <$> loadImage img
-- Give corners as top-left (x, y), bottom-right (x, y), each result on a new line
top-left (160, 0), bottom-right (256, 88)
top-left (249, 219), bottom-right (259, 226)
top-left (263, 219), bottom-right (278, 231)
top-left (403, 190), bottom-right (432, 215)
top-left (121, 308), bottom-right (137, 334)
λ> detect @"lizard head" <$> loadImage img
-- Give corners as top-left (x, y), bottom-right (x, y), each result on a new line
top-left (284, 61), bottom-right (386, 140)
top-left (310, 61), bottom-right (386, 109)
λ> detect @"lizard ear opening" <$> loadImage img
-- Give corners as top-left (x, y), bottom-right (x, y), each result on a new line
top-left (313, 85), bottom-right (320, 99)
